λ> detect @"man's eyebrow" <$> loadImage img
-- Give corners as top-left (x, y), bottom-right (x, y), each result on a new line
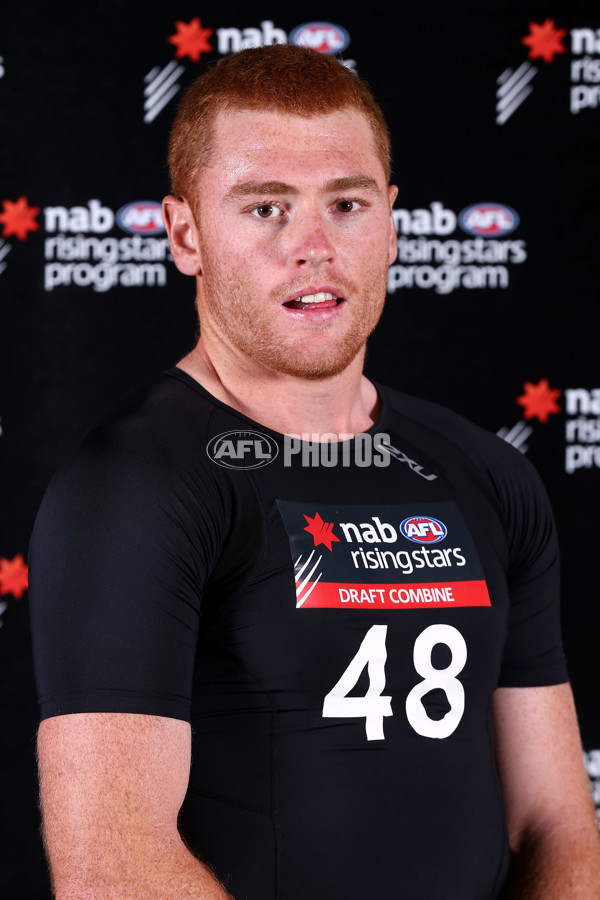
top-left (226, 175), bottom-right (381, 200)
top-left (226, 181), bottom-right (300, 199)
top-left (324, 176), bottom-right (381, 193)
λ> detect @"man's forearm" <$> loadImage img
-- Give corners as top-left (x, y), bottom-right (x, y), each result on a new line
top-left (501, 823), bottom-right (600, 899)
top-left (51, 836), bottom-right (234, 900)
top-left (39, 715), bottom-right (233, 900)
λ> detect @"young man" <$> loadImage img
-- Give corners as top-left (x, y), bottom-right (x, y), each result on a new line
top-left (30, 45), bottom-right (600, 899)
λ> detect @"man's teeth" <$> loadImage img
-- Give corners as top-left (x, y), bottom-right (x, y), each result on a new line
top-left (297, 292), bottom-right (336, 303)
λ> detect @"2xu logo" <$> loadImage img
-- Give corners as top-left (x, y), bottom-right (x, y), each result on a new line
top-left (400, 516), bottom-right (447, 544)
top-left (207, 430), bottom-right (279, 469)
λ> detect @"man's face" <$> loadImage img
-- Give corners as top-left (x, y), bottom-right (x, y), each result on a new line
top-left (186, 107), bottom-right (397, 379)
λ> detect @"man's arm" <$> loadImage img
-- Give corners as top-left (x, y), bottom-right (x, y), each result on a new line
top-left (493, 683), bottom-right (600, 899)
top-left (38, 712), bottom-right (233, 900)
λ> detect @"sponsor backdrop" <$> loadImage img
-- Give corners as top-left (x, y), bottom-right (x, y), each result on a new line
top-left (2, 1), bottom-right (599, 892)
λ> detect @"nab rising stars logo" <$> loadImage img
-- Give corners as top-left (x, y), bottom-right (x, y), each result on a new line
top-left (277, 500), bottom-right (491, 612)
top-left (496, 18), bottom-right (568, 124)
top-left (400, 516), bottom-right (448, 544)
top-left (144, 17), bottom-right (353, 124)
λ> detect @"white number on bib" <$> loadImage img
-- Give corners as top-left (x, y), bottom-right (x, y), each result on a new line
top-left (322, 624), bottom-right (393, 741)
top-left (322, 623), bottom-right (468, 741)
top-left (405, 624), bottom-right (467, 739)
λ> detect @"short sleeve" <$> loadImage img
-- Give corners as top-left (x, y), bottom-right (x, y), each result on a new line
top-left (486, 445), bottom-right (568, 687)
top-left (29, 411), bottom-right (230, 722)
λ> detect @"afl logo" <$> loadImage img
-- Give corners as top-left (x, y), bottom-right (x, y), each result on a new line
top-left (400, 516), bottom-right (447, 544)
top-left (116, 201), bottom-right (165, 235)
top-left (289, 22), bottom-right (350, 55)
top-left (206, 430), bottom-right (279, 469)
top-left (458, 203), bottom-right (519, 237)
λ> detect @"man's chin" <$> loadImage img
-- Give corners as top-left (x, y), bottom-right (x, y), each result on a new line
top-left (254, 344), bottom-right (364, 381)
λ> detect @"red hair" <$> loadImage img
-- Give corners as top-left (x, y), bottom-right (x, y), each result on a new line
top-left (168, 44), bottom-right (391, 201)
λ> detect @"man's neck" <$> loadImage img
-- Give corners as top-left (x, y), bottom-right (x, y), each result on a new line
top-left (177, 339), bottom-right (380, 439)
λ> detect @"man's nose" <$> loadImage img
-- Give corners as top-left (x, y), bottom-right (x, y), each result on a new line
top-left (290, 213), bottom-right (335, 267)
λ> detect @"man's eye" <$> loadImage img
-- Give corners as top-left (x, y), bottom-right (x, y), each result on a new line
top-left (336, 200), bottom-right (358, 213)
top-left (252, 204), bottom-right (282, 218)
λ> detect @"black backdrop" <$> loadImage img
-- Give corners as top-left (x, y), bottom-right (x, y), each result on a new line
top-left (2, 2), bottom-right (599, 893)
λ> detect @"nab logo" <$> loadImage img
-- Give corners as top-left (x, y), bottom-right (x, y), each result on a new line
top-left (206, 430), bottom-right (279, 469)
top-left (400, 516), bottom-right (447, 544)
top-left (289, 22), bottom-right (350, 54)
top-left (459, 203), bottom-right (519, 237)
top-left (117, 201), bottom-right (165, 235)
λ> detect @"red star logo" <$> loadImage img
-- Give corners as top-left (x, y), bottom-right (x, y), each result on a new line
top-left (521, 19), bottom-right (567, 64)
top-left (0, 554), bottom-right (29, 599)
top-left (168, 18), bottom-right (214, 62)
top-left (303, 512), bottom-right (340, 551)
top-left (516, 379), bottom-right (562, 423)
top-left (0, 196), bottom-right (40, 241)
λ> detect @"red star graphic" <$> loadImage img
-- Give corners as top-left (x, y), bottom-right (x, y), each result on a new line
top-left (516, 379), bottom-right (562, 423)
top-left (521, 19), bottom-right (567, 64)
top-left (303, 512), bottom-right (340, 551)
top-left (0, 554), bottom-right (29, 599)
top-left (0, 196), bottom-right (40, 241)
top-left (168, 18), bottom-right (214, 62)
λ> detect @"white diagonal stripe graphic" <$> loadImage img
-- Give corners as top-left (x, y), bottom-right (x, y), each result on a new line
top-left (295, 549), bottom-right (316, 583)
top-left (144, 61), bottom-right (185, 124)
top-left (497, 62), bottom-right (533, 97)
top-left (511, 426), bottom-right (532, 450)
top-left (144, 65), bottom-right (161, 84)
top-left (0, 241), bottom-right (12, 262)
top-left (496, 63), bottom-right (538, 124)
top-left (496, 62), bottom-right (538, 125)
top-left (144, 62), bottom-right (185, 105)
top-left (496, 85), bottom-right (535, 125)
top-left (296, 572), bottom-right (323, 608)
top-left (497, 66), bottom-right (537, 113)
top-left (295, 555), bottom-right (323, 597)
top-left (498, 420), bottom-right (527, 443)
top-left (144, 60), bottom-right (181, 95)
top-left (497, 67), bottom-right (514, 86)
top-left (497, 421), bottom-right (533, 453)
top-left (144, 85), bottom-right (181, 124)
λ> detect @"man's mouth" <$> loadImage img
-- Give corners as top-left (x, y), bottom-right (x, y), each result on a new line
top-left (283, 292), bottom-right (342, 311)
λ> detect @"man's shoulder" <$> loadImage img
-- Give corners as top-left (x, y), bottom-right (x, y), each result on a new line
top-left (88, 368), bottom-right (216, 444)
top-left (381, 382), bottom-right (498, 447)
top-left (378, 381), bottom-right (541, 487)
top-left (44, 369), bottom-right (229, 511)
top-left (76, 368), bottom-right (226, 466)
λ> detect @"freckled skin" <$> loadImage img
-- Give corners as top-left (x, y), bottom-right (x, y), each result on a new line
top-left (190, 109), bottom-right (398, 379)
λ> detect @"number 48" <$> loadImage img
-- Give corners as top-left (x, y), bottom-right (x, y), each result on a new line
top-left (322, 623), bottom-right (467, 741)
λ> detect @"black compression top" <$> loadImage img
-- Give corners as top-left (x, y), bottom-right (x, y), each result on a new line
top-left (29, 369), bottom-right (567, 900)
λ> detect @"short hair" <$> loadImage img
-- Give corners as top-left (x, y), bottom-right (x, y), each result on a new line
top-left (168, 44), bottom-right (391, 202)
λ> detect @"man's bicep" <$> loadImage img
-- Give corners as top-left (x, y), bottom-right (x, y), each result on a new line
top-left (38, 713), bottom-right (192, 886)
top-left (492, 683), bottom-right (594, 845)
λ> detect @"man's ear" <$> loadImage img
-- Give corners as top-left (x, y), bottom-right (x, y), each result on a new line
top-left (162, 196), bottom-right (203, 276)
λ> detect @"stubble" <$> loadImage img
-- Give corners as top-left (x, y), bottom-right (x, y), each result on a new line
top-left (198, 256), bottom-right (389, 380)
